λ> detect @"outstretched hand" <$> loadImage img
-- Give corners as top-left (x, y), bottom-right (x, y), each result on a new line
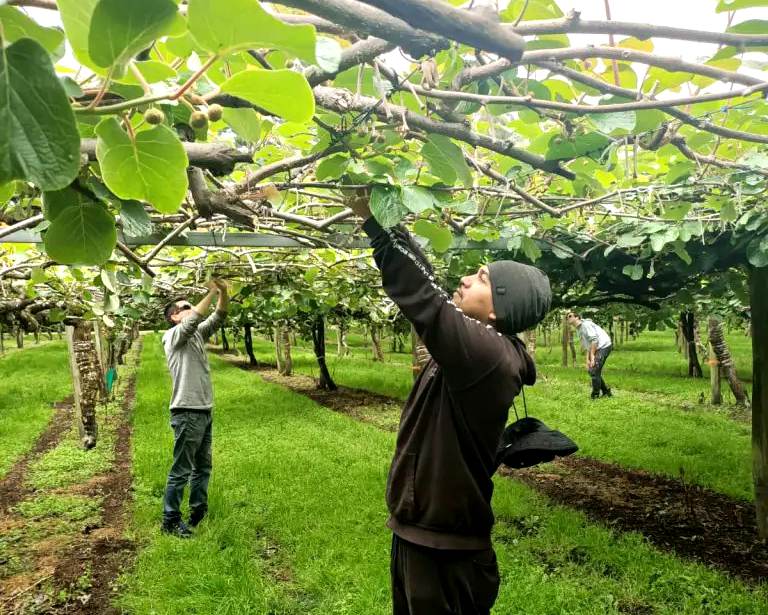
top-left (347, 188), bottom-right (372, 221)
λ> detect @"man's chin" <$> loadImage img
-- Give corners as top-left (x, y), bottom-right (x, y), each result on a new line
top-left (452, 292), bottom-right (461, 305)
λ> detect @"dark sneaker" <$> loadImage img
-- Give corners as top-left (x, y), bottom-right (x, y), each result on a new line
top-left (162, 519), bottom-right (193, 538)
top-left (189, 508), bottom-right (207, 527)
top-left (590, 393), bottom-right (600, 400)
top-left (602, 389), bottom-right (613, 398)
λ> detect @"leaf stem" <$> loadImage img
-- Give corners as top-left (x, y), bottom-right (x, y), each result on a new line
top-left (170, 54), bottom-right (219, 101)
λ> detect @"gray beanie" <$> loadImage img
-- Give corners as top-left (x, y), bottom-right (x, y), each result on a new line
top-left (487, 261), bottom-right (552, 335)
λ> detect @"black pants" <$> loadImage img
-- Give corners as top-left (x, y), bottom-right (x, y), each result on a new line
top-left (162, 411), bottom-right (212, 522)
top-left (588, 345), bottom-right (612, 398)
top-left (391, 534), bottom-right (500, 615)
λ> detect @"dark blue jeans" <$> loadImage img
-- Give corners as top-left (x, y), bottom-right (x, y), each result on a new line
top-left (588, 346), bottom-right (612, 398)
top-left (163, 411), bottom-right (212, 522)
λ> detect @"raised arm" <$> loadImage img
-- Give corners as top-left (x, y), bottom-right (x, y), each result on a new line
top-left (198, 279), bottom-right (229, 341)
top-left (166, 281), bottom-right (218, 349)
top-left (349, 194), bottom-right (506, 390)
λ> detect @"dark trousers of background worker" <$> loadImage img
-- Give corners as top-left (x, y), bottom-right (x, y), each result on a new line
top-left (588, 345), bottom-right (612, 398)
top-left (391, 534), bottom-right (500, 615)
top-left (163, 411), bottom-right (212, 523)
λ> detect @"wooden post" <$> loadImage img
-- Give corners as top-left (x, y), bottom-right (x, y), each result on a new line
top-left (561, 313), bottom-right (569, 367)
top-left (709, 342), bottom-right (722, 405)
top-left (525, 328), bottom-right (537, 359)
top-left (65, 321), bottom-right (99, 449)
top-left (750, 266), bottom-right (768, 537)
top-left (371, 325), bottom-right (384, 362)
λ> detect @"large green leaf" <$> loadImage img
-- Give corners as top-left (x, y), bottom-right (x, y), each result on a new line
top-left (591, 111), bottom-right (636, 135)
top-left (95, 119), bottom-right (189, 214)
top-left (43, 187), bottom-right (90, 222)
top-left (370, 185), bottom-right (408, 228)
top-left (0, 6), bottom-right (65, 55)
top-left (88, 0), bottom-right (178, 76)
top-left (220, 70), bottom-right (315, 123)
top-left (0, 39), bottom-right (80, 191)
top-left (413, 220), bottom-right (453, 253)
top-left (716, 0), bottom-right (768, 12)
top-left (117, 60), bottom-right (178, 85)
top-left (188, 0), bottom-right (316, 62)
top-left (57, 0), bottom-right (100, 70)
top-left (402, 186), bottom-right (438, 214)
top-left (545, 133), bottom-right (611, 161)
top-left (421, 135), bottom-right (472, 187)
top-left (43, 203), bottom-right (117, 266)
top-left (120, 200), bottom-right (153, 236)
top-left (222, 108), bottom-right (261, 143)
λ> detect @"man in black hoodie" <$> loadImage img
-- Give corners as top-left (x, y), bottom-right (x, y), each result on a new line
top-left (349, 194), bottom-right (552, 615)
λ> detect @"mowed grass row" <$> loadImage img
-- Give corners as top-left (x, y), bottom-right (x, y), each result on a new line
top-left (0, 342), bottom-right (71, 479)
top-left (242, 330), bottom-right (753, 500)
top-left (122, 336), bottom-right (768, 614)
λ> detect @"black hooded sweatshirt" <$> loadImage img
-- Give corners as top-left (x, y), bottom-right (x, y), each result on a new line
top-left (363, 218), bottom-right (537, 550)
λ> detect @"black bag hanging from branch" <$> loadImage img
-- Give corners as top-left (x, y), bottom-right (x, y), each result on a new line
top-left (496, 388), bottom-right (578, 470)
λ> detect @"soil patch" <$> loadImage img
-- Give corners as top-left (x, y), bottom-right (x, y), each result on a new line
top-left (505, 457), bottom-right (768, 584)
top-left (50, 362), bottom-right (139, 614)
top-left (234, 359), bottom-right (768, 584)
top-left (0, 397), bottom-right (74, 514)
top-left (1, 344), bottom-right (141, 614)
top-left (230, 358), bottom-right (402, 432)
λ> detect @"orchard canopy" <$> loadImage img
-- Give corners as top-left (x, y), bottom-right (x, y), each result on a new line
top-left (0, 0), bottom-right (766, 303)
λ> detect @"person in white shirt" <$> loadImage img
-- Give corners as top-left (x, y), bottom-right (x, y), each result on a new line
top-left (567, 312), bottom-right (613, 399)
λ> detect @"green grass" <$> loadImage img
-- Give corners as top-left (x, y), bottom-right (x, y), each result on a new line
top-left (15, 494), bottom-right (102, 525)
top-left (0, 342), bottom-right (71, 479)
top-left (120, 336), bottom-right (768, 615)
top-left (235, 329), bottom-right (754, 500)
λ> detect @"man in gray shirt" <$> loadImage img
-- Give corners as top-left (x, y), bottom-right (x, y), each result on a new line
top-left (567, 311), bottom-right (613, 400)
top-left (161, 278), bottom-right (229, 537)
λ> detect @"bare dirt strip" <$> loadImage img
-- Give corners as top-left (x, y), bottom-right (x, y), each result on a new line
top-left (229, 357), bottom-right (768, 584)
top-left (1, 345), bottom-right (140, 614)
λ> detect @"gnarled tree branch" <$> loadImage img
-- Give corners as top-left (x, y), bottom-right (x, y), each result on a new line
top-left (514, 12), bottom-right (768, 47)
top-left (459, 47), bottom-right (765, 89)
top-left (275, 0), bottom-right (446, 57)
top-left (80, 139), bottom-right (253, 176)
top-left (354, 0), bottom-right (526, 61)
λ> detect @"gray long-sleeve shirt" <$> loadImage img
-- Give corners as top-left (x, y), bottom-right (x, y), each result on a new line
top-left (162, 310), bottom-right (226, 411)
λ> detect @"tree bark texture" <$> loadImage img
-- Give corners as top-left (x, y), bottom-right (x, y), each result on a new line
top-left (337, 323), bottom-right (349, 357)
top-left (244, 324), bottom-right (259, 367)
top-left (561, 313), bottom-right (570, 367)
top-left (680, 311), bottom-right (703, 378)
top-left (221, 325), bottom-right (230, 352)
top-left (275, 325), bottom-right (293, 377)
top-left (525, 328), bottom-right (537, 359)
top-left (312, 315), bottom-right (337, 391)
top-left (708, 316), bottom-right (749, 406)
top-left (709, 342), bottom-right (722, 405)
top-left (371, 325), bottom-right (385, 362)
top-left (750, 266), bottom-right (768, 537)
top-left (66, 321), bottom-right (99, 449)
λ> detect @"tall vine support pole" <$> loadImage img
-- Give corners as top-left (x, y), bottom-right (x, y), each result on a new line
top-left (561, 313), bottom-right (570, 367)
top-left (65, 321), bottom-right (100, 449)
top-left (708, 316), bottom-right (749, 406)
top-left (525, 328), bottom-right (537, 359)
top-left (709, 341), bottom-right (722, 405)
top-left (750, 266), bottom-right (768, 538)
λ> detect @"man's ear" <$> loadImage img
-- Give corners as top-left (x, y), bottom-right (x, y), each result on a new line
top-left (488, 310), bottom-right (496, 324)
